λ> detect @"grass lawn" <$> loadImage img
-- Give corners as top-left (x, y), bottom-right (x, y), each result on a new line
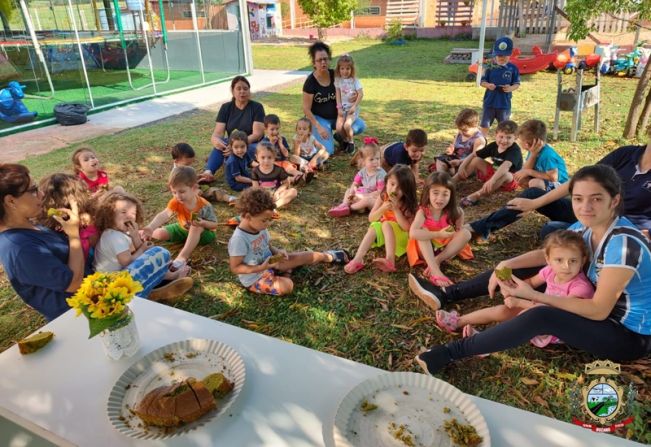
top-left (1, 38), bottom-right (649, 442)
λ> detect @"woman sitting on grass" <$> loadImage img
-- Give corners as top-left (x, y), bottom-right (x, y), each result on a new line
top-left (414, 165), bottom-right (651, 374)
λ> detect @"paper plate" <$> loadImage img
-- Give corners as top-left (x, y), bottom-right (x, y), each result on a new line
top-left (327, 372), bottom-right (490, 447)
top-left (107, 338), bottom-right (246, 440)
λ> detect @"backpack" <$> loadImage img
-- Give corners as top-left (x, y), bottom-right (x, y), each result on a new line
top-left (54, 103), bottom-right (90, 126)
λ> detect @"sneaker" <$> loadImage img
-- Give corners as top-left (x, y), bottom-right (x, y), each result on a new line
top-left (345, 141), bottom-right (356, 155)
top-left (408, 273), bottom-right (445, 311)
top-left (435, 309), bottom-right (460, 333)
top-left (328, 203), bottom-right (350, 218)
top-left (325, 249), bottom-right (351, 265)
top-left (149, 277), bottom-right (193, 303)
top-left (334, 132), bottom-right (344, 148)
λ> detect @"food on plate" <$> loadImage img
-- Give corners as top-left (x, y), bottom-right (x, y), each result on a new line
top-left (388, 422), bottom-right (415, 446)
top-left (443, 406), bottom-right (451, 414)
top-left (494, 267), bottom-right (513, 282)
top-left (202, 373), bottom-right (234, 398)
top-left (135, 378), bottom-right (217, 427)
top-left (17, 331), bottom-right (54, 354)
top-left (442, 418), bottom-right (483, 447)
top-left (359, 400), bottom-right (378, 413)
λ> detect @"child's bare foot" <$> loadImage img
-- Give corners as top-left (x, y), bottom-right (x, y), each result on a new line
top-left (372, 258), bottom-right (396, 272)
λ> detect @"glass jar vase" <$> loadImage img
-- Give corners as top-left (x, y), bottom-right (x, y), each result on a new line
top-left (99, 308), bottom-right (140, 360)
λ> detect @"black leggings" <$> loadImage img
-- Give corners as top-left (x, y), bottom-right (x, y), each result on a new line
top-left (446, 306), bottom-right (651, 362)
top-left (442, 267), bottom-right (542, 306)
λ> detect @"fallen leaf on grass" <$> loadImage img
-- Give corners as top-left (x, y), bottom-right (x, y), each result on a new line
top-left (533, 395), bottom-right (549, 408)
top-left (520, 377), bottom-right (539, 386)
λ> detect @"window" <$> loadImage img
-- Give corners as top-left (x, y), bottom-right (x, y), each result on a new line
top-left (354, 6), bottom-right (380, 16)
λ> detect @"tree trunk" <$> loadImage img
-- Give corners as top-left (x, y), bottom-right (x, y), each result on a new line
top-left (638, 87), bottom-right (651, 137)
top-left (317, 27), bottom-right (325, 40)
top-left (623, 60), bottom-right (651, 138)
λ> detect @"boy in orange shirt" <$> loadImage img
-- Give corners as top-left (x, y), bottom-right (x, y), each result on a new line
top-left (141, 166), bottom-right (218, 270)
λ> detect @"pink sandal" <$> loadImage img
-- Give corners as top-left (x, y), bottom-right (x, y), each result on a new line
top-left (372, 258), bottom-right (396, 272)
top-left (435, 310), bottom-right (459, 333)
top-left (429, 274), bottom-right (454, 287)
top-left (344, 259), bottom-right (365, 274)
top-left (328, 203), bottom-right (351, 218)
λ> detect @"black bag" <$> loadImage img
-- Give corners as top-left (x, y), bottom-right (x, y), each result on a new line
top-left (54, 103), bottom-right (90, 126)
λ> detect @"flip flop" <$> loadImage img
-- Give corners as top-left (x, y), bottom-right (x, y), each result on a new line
top-left (344, 259), bottom-right (365, 274)
top-left (429, 274), bottom-right (454, 287)
top-left (372, 258), bottom-right (396, 273)
top-left (435, 310), bottom-right (459, 333)
top-left (326, 249), bottom-right (351, 265)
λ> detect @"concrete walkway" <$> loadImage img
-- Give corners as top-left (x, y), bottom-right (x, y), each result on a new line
top-left (1, 69), bottom-right (308, 163)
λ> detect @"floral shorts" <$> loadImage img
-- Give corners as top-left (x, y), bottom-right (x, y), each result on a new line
top-left (247, 269), bottom-right (281, 296)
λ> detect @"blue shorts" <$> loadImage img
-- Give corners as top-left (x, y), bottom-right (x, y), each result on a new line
top-left (481, 107), bottom-right (510, 128)
top-left (544, 180), bottom-right (561, 192)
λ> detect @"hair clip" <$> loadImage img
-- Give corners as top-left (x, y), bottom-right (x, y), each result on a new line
top-left (363, 136), bottom-right (379, 145)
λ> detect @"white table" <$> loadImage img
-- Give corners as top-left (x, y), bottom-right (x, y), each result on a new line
top-left (0, 299), bottom-right (641, 447)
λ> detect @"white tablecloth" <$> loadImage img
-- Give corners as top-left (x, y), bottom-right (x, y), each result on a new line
top-left (0, 299), bottom-right (641, 446)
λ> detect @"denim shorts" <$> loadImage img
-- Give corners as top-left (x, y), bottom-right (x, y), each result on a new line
top-left (481, 107), bottom-right (510, 128)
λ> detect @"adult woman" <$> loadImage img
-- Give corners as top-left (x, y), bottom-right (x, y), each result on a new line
top-left (302, 41), bottom-right (366, 155)
top-left (200, 76), bottom-right (265, 182)
top-left (0, 164), bottom-right (85, 321)
top-left (468, 133), bottom-right (651, 239)
top-left (413, 165), bottom-right (651, 374)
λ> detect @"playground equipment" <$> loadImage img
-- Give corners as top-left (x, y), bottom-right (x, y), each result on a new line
top-left (553, 69), bottom-right (600, 142)
top-left (466, 46), bottom-right (558, 81)
top-left (0, 81), bottom-right (38, 123)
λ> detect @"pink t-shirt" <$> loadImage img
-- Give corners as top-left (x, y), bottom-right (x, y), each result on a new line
top-left (538, 265), bottom-right (594, 299)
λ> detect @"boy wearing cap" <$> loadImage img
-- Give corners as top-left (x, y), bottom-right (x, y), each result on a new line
top-left (480, 37), bottom-right (520, 136)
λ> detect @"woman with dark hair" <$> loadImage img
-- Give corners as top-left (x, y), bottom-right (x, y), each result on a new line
top-left (302, 41), bottom-right (366, 155)
top-left (0, 164), bottom-right (85, 321)
top-left (467, 128), bottom-right (651, 240)
top-left (413, 164), bottom-right (651, 374)
top-left (199, 76), bottom-right (266, 183)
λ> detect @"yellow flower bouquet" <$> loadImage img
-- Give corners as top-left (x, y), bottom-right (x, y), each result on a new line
top-left (66, 271), bottom-right (143, 338)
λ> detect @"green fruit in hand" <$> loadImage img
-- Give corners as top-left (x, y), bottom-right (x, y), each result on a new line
top-left (268, 253), bottom-right (284, 264)
top-left (47, 208), bottom-right (62, 217)
top-left (495, 267), bottom-right (513, 282)
top-left (18, 331), bottom-right (54, 354)
top-left (191, 212), bottom-right (200, 222)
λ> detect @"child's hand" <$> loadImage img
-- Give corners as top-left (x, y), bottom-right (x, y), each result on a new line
top-left (190, 218), bottom-right (205, 229)
top-left (485, 83), bottom-right (497, 91)
top-left (139, 227), bottom-right (153, 241)
top-left (497, 275), bottom-right (534, 301)
top-left (502, 85), bottom-right (514, 92)
top-left (513, 169), bottom-right (531, 184)
top-left (529, 138), bottom-right (544, 154)
top-left (503, 296), bottom-right (522, 309)
top-left (52, 200), bottom-right (80, 238)
top-left (445, 144), bottom-right (455, 155)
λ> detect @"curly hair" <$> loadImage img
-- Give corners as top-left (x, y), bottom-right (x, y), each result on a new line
top-left (454, 109), bottom-right (479, 129)
top-left (237, 187), bottom-right (275, 217)
top-left (94, 191), bottom-right (144, 233)
top-left (0, 164), bottom-right (31, 223)
top-left (38, 173), bottom-right (95, 230)
top-left (71, 146), bottom-right (97, 174)
top-left (307, 41), bottom-right (331, 64)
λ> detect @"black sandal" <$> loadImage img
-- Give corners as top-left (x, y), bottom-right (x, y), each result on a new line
top-left (325, 249), bottom-right (351, 265)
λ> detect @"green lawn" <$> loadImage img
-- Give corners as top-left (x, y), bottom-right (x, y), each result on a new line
top-left (1, 38), bottom-right (649, 442)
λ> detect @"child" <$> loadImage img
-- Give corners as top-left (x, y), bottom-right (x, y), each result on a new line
top-left (252, 142), bottom-right (298, 211)
top-left (291, 118), bottom-right (330, 173)
top-left (431, 109), bottom-right (486, 175)
top-left (454, 120), bottom-right (522, 207)
top-left (260, 114), bottom-right (306, 184)
top-left (480, 36), bottom-right (520, 136)
top-left (141, 166), bottom-right (218, 269)
top-left (381, 129), bottom-right (427, 184)
top-left (328, 137), bottom-right (386, 218)
top-left (228, 188), bottom-right (350, 296)
top-left (94, 191), bottom-right (192, 299)
top-left (512, 120), bottom-right (568, 191)
top-left (334, 54), bottom-right (363, 154)
top-left (171, 143), bottom-right (196, 169)
top-left (71, 147), bottom-right (109, 194)
top-left (344, 165), bottom-right (418, 274)
top-left (434, 231), bottom-right (594, 349)
top-left (224, 130), bottom-right (254, 192)
top-left (407, 172), bottom-right (473, 287)
top-left (39, 173), bottom-right (98, 263)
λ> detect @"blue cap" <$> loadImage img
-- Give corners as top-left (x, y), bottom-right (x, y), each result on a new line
top-left (492, 37), bottom-right (513, 56)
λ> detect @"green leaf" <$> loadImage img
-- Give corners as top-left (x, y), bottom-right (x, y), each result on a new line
top-left (86, 311), bottom-right (131, 339)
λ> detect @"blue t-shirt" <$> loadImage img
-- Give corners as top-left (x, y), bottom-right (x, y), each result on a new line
top-left (383, 142), bottom-right (414, 166)
top-left (598, 145), bottom-right (651, 231)
top-left (569, 217), bottom-right (651, 335)
top-left (225, 153), bottom-right (252, 190)
top-left (0, 227), bottom-right (73, 321)
top-left (481, 62), bottom-right (520, 110)
top-left (527, 144), bottom-right (568, 183)
top-left (260, 136), bottom-right (290, 161)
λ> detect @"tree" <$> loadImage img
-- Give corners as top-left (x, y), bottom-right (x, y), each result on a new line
top-left (0, 0), bottom-right (15, 32)
top-left (298, 0), bottom-right (357, 39)
top-left (565, 0), bottom-right (651, 138)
